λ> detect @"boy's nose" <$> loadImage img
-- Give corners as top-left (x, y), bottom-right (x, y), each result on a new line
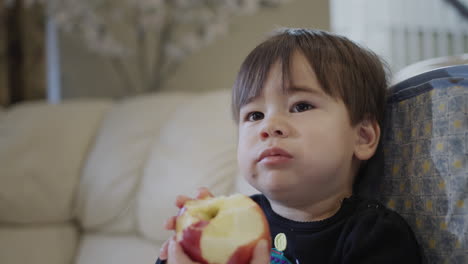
top-left (260, 119), bottom-right (289, 139)
top-left (260, 129), bottom-right (286, 138)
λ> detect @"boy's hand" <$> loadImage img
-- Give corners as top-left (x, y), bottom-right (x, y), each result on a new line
top-left (163, 238), bottom-right (269, 264)
top-left (159, 187), bottom-right (214, 261)
top-left (250, 239), bottom-right (270, 264)
top-left (159, 187), bottom-right (270, 264)
top-left (166, 237), bottom-right (200, 264)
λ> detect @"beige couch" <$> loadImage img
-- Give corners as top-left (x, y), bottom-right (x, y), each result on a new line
top-left (0, 89), bottom-right (256, 264)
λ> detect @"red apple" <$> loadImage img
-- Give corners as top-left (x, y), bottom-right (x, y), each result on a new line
top-left (175, 193), bottom-right (271, 264)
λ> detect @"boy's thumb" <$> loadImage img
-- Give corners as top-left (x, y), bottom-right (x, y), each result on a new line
top-left (250, 240), bottom-right (270, 264)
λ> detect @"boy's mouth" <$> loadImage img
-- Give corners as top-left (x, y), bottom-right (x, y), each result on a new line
top-left (257, 147), bottom-right (293, 163)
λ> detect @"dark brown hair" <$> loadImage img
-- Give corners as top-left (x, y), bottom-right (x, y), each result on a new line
top-left (232, 28), bottom-right (388, 127)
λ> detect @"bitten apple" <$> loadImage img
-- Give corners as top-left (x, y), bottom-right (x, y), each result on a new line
top-left (175, 193), bottom-right (270, 264)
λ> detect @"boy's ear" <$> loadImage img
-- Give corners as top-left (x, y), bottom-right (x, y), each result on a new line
top-left (354, 119), bottom-right (381, 161)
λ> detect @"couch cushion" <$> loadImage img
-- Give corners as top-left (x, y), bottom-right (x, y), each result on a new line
top-left (138, 90), bottom-right (238, 242)
top-left (0, 100), bottom-right (112, 223)
top-left (75, 233), bottom-right (160, 264)
top-left (0, 108), bottom-right (5, 121)
top-left (0, 223), bottom-right (78, 264)
top-left (77, 93), bottom-right (197, 233)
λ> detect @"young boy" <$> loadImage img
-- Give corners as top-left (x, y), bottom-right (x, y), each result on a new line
top-left (157, 28), bottom-right (421, 264)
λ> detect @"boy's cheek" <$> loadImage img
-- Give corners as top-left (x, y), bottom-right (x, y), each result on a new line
top-left (237, 153), bottom-right (251, 173)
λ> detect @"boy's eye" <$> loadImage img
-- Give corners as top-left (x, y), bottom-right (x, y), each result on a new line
top-left (246, 111), bottom-right (264, 121)
top-left (291, 102), bottom-right (314, 112)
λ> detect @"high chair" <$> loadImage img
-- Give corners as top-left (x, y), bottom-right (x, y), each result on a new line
top-left (358, 64), bottom-right (468, 263)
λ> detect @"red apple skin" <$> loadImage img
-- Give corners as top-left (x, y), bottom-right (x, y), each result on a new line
top-left (179, 220), bottom-right (210, 264)
top-left (226, 242), bottom-right (254, 264)
top-left (227, 211), bottom-right (271, 264)
top-left (227, 226), bottom-right (271, 264)
top-left (180, 219), bottom-right (271, 264)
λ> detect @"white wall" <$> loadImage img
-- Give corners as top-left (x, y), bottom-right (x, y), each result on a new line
top-left (331, 0), bottom-right (468, 73)
top-left (162, 0), bottom-right (330, 93)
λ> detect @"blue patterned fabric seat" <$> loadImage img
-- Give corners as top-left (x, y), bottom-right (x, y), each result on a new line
top-left (357, 65), bottom-right (468, 263)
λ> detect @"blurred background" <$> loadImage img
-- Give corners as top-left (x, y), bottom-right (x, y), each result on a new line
top-left (1, 0), bottom-right (467, 106)
top-left (1, 1), bottom-right (468, 264)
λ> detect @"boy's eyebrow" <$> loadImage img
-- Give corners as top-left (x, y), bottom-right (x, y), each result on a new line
top-left (241, 85), bottom-right (325, 108)
top-left (243, 96), bottom-right (258, 106)
top-left (286, 85), bottom-right (325, 97)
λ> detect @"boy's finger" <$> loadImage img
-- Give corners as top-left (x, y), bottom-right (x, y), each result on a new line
top-left (168, 238), bottom-right (198, 264)
top-left (176, 188), bottom-right (214, 209)
top-left (196, 187), bottom-right (214, 199)
top-left (175, 195), bottom-right (192, 208)
top-left (159, 235), bottom-right (176, 260)
top-left (164, 216), bottom-right (177, 230)
top-left (250, 240), bottom-right (270, 264)
top-left (159, 239), bottom-right (170, 260)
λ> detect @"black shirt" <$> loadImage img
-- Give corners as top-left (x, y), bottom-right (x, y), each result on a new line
top-left (253, 194), bottom-right (421, 264)
top-left (156, 194), bottom-right (422, 264)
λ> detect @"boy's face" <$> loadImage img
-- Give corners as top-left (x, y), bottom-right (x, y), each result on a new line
top-left (237, 52), bottom-right (361, 205)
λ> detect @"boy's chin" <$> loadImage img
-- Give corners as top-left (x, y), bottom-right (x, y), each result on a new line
top-left (261, 187), bottom-right (300, 203)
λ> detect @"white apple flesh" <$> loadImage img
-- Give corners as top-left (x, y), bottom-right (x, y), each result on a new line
top-left (175, 194), bottom-right (270, 264)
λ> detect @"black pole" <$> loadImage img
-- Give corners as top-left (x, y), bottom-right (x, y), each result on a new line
top-left (6, 0), bottom-right (25, 104)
